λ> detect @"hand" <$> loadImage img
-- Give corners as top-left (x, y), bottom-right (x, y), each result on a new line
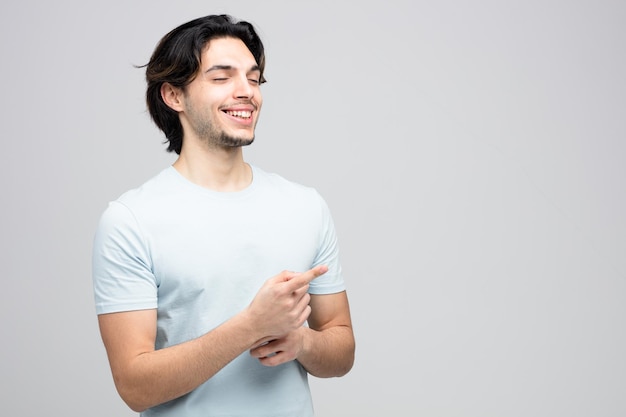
top-left (245, 265), bottom-right (328, 345)
top-left (249, 328), bottom-right (307, 367)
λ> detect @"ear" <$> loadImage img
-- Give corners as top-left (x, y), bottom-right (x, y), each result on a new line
top-left (160, 82), bottom-right (185, 112)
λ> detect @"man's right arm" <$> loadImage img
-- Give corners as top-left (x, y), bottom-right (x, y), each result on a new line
top-left (97, 266), bottom-right (327, 412)
top-left (99, 307), bottom-right (258, 412)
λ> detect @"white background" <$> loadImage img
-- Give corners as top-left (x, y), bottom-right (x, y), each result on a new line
top-left (1, 0), bottom-right (624, 415)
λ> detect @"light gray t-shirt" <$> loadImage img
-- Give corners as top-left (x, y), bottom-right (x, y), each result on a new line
top-left (92, 165), bottom-right (345, 416)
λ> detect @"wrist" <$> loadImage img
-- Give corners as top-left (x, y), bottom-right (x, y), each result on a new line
top-left (296, 326), bottom-right (314, 360)
top-left (230, 308), bottom-right (266, 349)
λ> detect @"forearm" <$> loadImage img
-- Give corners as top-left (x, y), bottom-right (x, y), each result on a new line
top-left (297, 325), bottom-right (355, 378)
top-left (111, 312), bottom-right (260, 412)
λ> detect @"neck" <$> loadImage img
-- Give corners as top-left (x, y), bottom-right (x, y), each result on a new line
top-left (173, 143), bottom-right (252, 192)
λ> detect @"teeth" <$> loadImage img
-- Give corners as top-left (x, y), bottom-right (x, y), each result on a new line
top-left (226, 110), bottom-right (251, 118)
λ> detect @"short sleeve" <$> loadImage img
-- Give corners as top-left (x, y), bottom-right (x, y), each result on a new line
top-left (92, 201), bottom-right (158, 315)
top-left (309, 193), bottom-right (346, 295)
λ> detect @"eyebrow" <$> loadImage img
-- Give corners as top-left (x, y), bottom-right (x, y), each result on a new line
top-left (205, 64), bottom-right (261, 74)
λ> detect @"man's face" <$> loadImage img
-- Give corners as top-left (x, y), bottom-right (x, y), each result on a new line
top-left (180, 37), bottom-right (263, 149)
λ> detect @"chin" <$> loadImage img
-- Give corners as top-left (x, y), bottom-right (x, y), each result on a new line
top-left (220, 134), bottom-right (255, 148)
top-left (236, 137), bottom-right (255, 147)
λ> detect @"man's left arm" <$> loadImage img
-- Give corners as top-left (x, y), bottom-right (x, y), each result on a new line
top-left (299, 291), bottom-right (355, 377)
top-left (250, 291), bottom-right (355, 377)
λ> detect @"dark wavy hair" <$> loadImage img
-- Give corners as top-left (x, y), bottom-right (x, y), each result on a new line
top-left (141, 15), bottom-right (266, 154)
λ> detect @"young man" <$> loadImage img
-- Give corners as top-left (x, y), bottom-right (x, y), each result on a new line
top-left (91, 14), bottom-right (354, 417)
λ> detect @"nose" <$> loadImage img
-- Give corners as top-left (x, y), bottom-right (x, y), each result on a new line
top-left (233, 74), bottom-right (254, 99)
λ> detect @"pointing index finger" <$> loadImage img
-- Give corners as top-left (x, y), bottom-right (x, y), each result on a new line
top-left (287, 265), bottom-right (328, 289)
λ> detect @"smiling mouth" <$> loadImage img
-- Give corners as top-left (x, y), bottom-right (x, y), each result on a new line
top-left (224, 110), bottom-right (252, 119)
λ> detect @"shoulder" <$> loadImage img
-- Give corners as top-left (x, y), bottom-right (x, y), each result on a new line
top-left (115, 167), bottom-right (178, 208)
top-left (252, 165), bottom-right (322, 201)
top-left (96, 167), bottom-right (180, 235)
